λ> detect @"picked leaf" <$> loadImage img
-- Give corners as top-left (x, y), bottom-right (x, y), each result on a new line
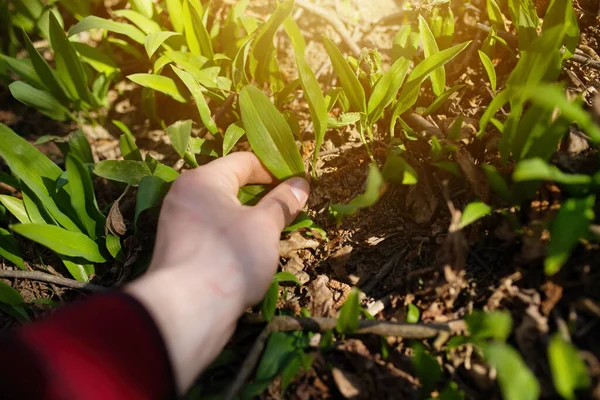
top-left (239, 86), bottom-right (304, 180)
top-left (11, 223), bottom-right (106, 263)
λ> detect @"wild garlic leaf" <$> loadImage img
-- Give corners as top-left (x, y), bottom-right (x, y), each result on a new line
top-left (128, 73), bottom-right (186, 103)
top-left (419, 15), bottom-right (446, 96)
top-left (70, 16), bottom-right (146, 44)
top-left (459, 201), bottom-right (492, 229)
top-left (548, 334), bottom-right (590, 400)
top-left (323, 36), bottom-right (366, 113)
top-left (337, 287), bottom-right (361, 334)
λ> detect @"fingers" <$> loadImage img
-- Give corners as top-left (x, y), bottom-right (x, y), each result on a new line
top-left (256, 177), bottom-right (310, 232)
top-left (184, 152), bottom-right (275, 195)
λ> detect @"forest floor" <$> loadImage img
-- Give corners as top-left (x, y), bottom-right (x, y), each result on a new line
top-left (2, 0), bottom-right (600, 399)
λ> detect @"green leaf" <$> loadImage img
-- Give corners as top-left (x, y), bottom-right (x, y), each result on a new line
top-left (0, 196), bottom-right (30, 224)
top-left (327, 112), bottom-right (362, 129)
top-left (548, 334), bottom-right (590, 400)
top-left (482, 164), bottom-right (513, 202)
top-left (330, 164), bottom-right (385, 223)
top-left (407, 303), bottom-right (420, 323)
top-left (239, 86), bottom-right (304, 180)
top-left (513, 158), bottom-right (592, 186)
top-left (368, 55), bottom-right (413, 123)
top-left (8, 81), bottom-right (71, 121)
top-left (545, 195), bottom-right (595, 275)
top-left (22, 29), bottom-right (70, 104)
top-left (337, 287), bottom-right (361, 334)
top-left (261, 280), bottom-right (279, 322)
top-left (135, 176), bottom-right (171, 228)
top-left (478, 50), bottom-right (497, 92)
top-left (411, 342), bottom-right (442, 393)
top-left (0, 281), bottom-right (24, 306)
top-left (105, 234), bottom-right (124, 261)
top-left (65, 155), bottom-right (105, 239)
top-left (251, 0), bottom-right (294, 83)
top-left (483, 343), bottom-right (540, 400)
top-left (478, 88), bottom-right (511, 136)
top-left (459, 201), bottom-right (492, 229)
top-left (22, 186), bottom-right (50, 224)
top-left (166, 120), bottom-right (193, 158)
top-left (238, 185), bottom-right (270, 206)
top-left (223, 122), bottom-right (245, 156)
top-left (0, 227), bottom-right (25, 270)
top-left (114, 121), bottom-right (143, 161)
top-left (487, 0), bottom-right (506, 29)
top-left (283, 16), bottom-right (306, 54)
top-left (254, 332), bottom-right (296, 382)
top-left (0, 55), bottom-right (45, 91)
top-left (129, 0), bottom-right (154, 18)
top-left (182, 0), bottom-right (213, 58)
top-left (127, 73), bottom-right (186, 103)
top-left (465, 310), bottom-right (513, 341)
top-left (525, 84), bottom-right (600, 143)
top-left (144, 31), bottom-right (181, 58)
top-left (11, 224), bottom-right (106, 263)
top-left (171, 66), bottom-right (218, 135)
top-left (391, 41), bottom-right (471, 124)
top-left (68, 130), bottom-right (95, 165)
top-left (94, 160), bottom-right (152, 185)
top-left (0, 124), bottom-right (79, 232)
top-left (70, 16), bottom-right (146, 44)
top-left (382, 155), bottom-right (418, 185)
top-left (113, 9), bottom-right (160, 34)
top-left (49, 12), bottom-right (94, 106)
top-left (166, 0), bottom-right (184, 33)
top-left (283, 211), bottom-right (327, 239)
top-left (71, 42), bottom-right (120, 77)
top-left (290, 36), bottom-right (328, 164)
top-left (323, 36), bottom-right (366, 113)
top-left (61, 258), bottom-right (93, 282)
top-left (187, 138), bottom-right (219, 158)
top-left (274, 271), bottom-right (301, 286)
top-left (419, 15), bottom-right (445, 96)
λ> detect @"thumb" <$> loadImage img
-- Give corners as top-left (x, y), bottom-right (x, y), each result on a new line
top-left (256, 177), bottom-right (310, 231)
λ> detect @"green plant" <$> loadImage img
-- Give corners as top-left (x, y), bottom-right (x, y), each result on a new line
top-left (0, 124), bottom-right (119, 282)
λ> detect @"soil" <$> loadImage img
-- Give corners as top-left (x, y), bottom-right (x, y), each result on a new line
top-left (1, 0), bottom-right (600, 399)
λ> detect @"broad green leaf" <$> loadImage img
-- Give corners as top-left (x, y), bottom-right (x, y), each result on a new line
top-left (327, 112), bottom-right (362, 129)
top-left (407, 303), bottom-right (420, 323)
top-left (254, 332), bottom-right (296, 382)
top-left (274, 271), bottom-right (302, 285)
top-left (548, 334), bottom-right (590, 400)
top-left (483, 343), bottom-right (540, 400)
top-left (22, 186), bottom-right (50, 225)
top-left (238, 185), bottom-right (270, 206)
top-left (330, 164), bottom-right (385, 222)
top-left (478, 50), bottom-right (497, 92)
top-left (106, 234), bottom-right (124, 261)
top-left (11, 224), bottom-right (106, 263)
top-left (0, 281), bottom-right (24, 306)
top-left (239, 86), bottom-right (304, 180)
top-left (0, 227), bottom-right (25, 270)
top-left (419, 15), bottom-right (445, 96)
top-left (459, 201), bottom-right (492, 229)
top-left (113, 9), bottom-right (159, 34)
top-left (68, 130), bottom-right (94, 165)
top-left (182, 0), bottom-right (213, 58)
top-left (171, 66), bottom-right (218, 135)
top-left (108, 37), bottom-right (146, 61)
top-left (61, 258), bottom-right (92, 282)
top-left (187, 138), bottom-right (219, 158)
top-left (70, 16), bottom-right (146, 44)
top-left (71, 42), bottom-right (120, 76)
top-left (130, 0), bottom-right (154, 18)
top-left (261, 280), bottom-right (279, 322)
top-left (525, 84), bottom-right (600, 143)
top-left (22, 30), bottom-right (70, 104)
top-left (368, 55), bottom-right (413, 123)
top-left (223, 122), bottom-right (245, 156)
top-left (94, 160), bottom-right (152, 185)
top-left (513, 158), bottom-right (592, 186)
top-left (251, 0), bottom-right (294, 83)
top-left (323, 36), bottom-right (366, 113)
top-left (0, 56), bottom-right (45, 90)
top-left (382, 155), bottom-right (418, 185)
top-left (135, 176), bottom-right (171, 228)
top-left (65, 155), bottom-right (105, 239)
top-left (411, 342), bottom-right (442, 393)
top-left (49, 13), bottom-right (94, 106)
top-left (391, 41), bottom-right (471, 124)
top-left (283, 16), bottom-right (306, 54)
top-left (165, 51), bottom-right (208, 72)
top-left (392, 25), bottom-right (420, 63)
top-left (166, 120), bottom-right (193, 158)
top-left (337, 287), bottom-right (361, 333)
top-left (465, 311), bottom-right (513, 342)
top-left (0, 196), bottom-right (30, 224)
top-left (545, 195), bottom-right (595, 275)
top-left (144, 31), bottom-right (181, 58)
top-left (283, 211), bottom-right (327, 239)
top-left (487, 0), bottom-right (506, 29)
top-left (114, 121), bottom-right (143, 161)
top-left (127, 73), bottom-right (186, 103)
top-left (290, 35), bottom-right (328, 164)
top-left (0, 124), bottom-right (79, 232)
top-left (8, 82), bottom-right (71, 121)
top-left (166, 0), bottom-right (184, 33)
top-left (145, 156), bottom-right (179, 182)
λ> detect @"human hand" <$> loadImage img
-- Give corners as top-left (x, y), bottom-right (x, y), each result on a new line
top-left (126, 152), bottom-right (310, 392)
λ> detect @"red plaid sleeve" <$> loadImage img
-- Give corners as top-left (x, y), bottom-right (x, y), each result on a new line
top-left (0, 292), bottom-right (177, 400)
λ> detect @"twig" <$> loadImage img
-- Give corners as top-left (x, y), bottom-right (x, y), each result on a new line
top-left (295, 0), bottom-right (362, 57)
top-left (243, 315), bottom-right (461, 338)
top-left (0, 269), bottom-right (106, 292)
top-left (223, 325), bottom-right (272, 400)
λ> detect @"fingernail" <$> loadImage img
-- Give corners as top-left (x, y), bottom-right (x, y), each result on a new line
top-left (289, 178), bottom-right (310, 205)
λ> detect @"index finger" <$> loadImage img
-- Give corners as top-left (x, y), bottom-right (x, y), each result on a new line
top-left (186, 152), bottom-right (276, 195)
